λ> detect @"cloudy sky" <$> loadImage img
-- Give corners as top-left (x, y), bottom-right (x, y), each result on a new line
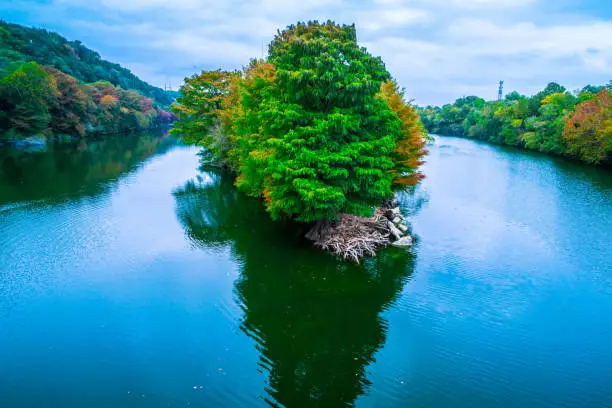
top-left (2, 0), bottom-right (611, 105)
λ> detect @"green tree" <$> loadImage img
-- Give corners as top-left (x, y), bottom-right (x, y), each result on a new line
top-left (173, 21), bottom-right (428, 224)
top-left (170, 70), bottom-right (234, 163)
top-left (252, 21), bottom-right (399, 221)
top-left (0, 61), bottom-right (58, 135)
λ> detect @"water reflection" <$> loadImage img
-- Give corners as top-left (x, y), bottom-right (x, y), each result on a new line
top-left (174, 170), bottom-right (417, 407)
top-left (0, 131), bottom-right (176, 206)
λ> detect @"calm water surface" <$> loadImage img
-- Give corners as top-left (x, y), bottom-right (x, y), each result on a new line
top-left (1, 133), bottom-right (611, 407)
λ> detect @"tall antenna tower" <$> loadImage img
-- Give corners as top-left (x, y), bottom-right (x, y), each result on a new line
top-left (498, 80), bottom-right (504, 101)
top-left (164, 78), bottom-right (173, 92)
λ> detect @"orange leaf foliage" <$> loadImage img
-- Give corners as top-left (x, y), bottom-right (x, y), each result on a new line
top-left (380, 80), bottom-right (428, 188)
top-left (563, 89), bottom-right (612, 164)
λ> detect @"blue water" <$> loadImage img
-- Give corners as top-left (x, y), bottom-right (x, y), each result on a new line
top-left (1, 134), bottom-right (611, 407)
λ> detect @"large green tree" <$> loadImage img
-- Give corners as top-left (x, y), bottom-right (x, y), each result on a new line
top-left (173, 21), bottom-right (428, 223)
top-left (256, 22), bottom-right (400, 221)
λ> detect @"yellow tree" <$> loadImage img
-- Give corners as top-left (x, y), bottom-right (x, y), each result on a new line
top-left (379, 80), bottom-right (428, 189)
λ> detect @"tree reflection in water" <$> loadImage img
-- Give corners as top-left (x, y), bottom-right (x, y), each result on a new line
top-left (174, 170), bottom-right (418, 408)
top-left (0, 131), bottom-right (175, 205)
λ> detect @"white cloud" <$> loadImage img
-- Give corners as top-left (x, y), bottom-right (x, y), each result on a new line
top-left (358, 8), bottom-right (432, 31)
top-left (449, 0), bottom-right (535, 9)
top-left (449, 19), bottom-right (612, 59)
top-left (6, 0), bottom-right (611, 104)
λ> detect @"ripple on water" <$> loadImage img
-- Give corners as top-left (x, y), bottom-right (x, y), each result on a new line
top-left (1, 135), bottom-right (612, 408)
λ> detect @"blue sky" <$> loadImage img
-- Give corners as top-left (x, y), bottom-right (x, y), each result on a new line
top-left (1, 0), bottom-right (611, 105)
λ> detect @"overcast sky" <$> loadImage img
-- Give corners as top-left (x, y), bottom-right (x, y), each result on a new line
top-left (2, 0), bottom-right (611, 105)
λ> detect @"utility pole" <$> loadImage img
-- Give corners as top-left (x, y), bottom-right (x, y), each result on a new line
top-left (498, 80), bottom-right (504, 101)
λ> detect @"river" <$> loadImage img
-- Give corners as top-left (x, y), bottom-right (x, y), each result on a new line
top-left (1, 133), bottom-right (611, 407)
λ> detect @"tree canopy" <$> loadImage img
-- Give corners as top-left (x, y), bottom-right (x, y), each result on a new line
top-left (172, 21), bottom-right (428, 223)
top-left (419, 82), bottom-right (612, 165)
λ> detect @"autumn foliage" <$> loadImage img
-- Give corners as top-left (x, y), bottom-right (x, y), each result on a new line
top-left (380, 81), bottom-right (428, 188)
top-left (563, 90), bottom-right (612, 164)
top-left (0, 61), bottom-right (174, 139)
top-left (172, 21), bottom-right (428, 223)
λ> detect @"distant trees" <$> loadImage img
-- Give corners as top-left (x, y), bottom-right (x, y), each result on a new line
top-left (0, 21), bottom-right (177, 140)
top-left (0, 61), bottom-right (173, 139)
top-left (563, 90), bottom-right (612, 164)
top-left (0, 21), bottom-right (174, 107)
top-left (419, 82), bottom-right (612, 164)
top-left (172, 21), bottom-right (428, 224)
top-left (0, 62), bottom-right (58, 134)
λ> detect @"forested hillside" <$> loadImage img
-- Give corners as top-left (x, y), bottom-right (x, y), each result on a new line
top-left (0, 21), bottom-right (173, 107)
top-left (0, 21), bottom-right (175, 140)
top-left (420, 83), bottom-right (612, 164)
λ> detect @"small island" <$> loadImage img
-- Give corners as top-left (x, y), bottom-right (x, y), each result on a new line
top-left (170, 21), bottom-right (428, 261)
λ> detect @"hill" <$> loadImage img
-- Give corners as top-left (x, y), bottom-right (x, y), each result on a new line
top-left (0, 21), bottom-right (176, 140)
top-left (0, 20), bottom-right (173, 108)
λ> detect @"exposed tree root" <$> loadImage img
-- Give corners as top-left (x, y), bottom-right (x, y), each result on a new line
top-left (305, 208), bottom-right (392, 263)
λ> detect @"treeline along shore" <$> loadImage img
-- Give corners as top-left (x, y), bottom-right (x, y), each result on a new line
top-left (419, 82), bottom-right (612, 165)
top-left (0, 21), bottom-right (175, 142)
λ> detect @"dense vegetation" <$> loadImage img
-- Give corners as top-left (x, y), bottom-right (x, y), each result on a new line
top-left (0, 21), bottom-right (173, 107)
top-left (0, 21), bottom-right (175, 140)
top-left (420, 83), bottom-right (612, 164)
top-left (172, 21), bottom-right (428, 225)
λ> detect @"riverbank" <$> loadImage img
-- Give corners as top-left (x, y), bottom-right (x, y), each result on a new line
top-left (419, 86), bottom-right (612, 165)
top-left (0, 125), bottom-right (175, 150)
top-left (433, 133), bottom-right (612, 167)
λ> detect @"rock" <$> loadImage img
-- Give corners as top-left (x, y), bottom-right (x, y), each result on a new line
top-left (387, 221), bottom-right (403, 240)
top-left (398, 224), bottom-right (408, 232)
top-left (13, 135), bottom-right (47, 152)
top-left (392, 217), bottom-right (402, 225)
top-left (386, 207), bottom-right (401, 219)
top-left (391, 235), bottom-right (413, 248)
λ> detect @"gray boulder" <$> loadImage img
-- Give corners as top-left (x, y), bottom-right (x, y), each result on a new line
top-left (391, 235), bottom-right (413, 248)
top-left (387, 221), bottom-right (403, 240)
top-left (386, 207), bottom-right (401, 219)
